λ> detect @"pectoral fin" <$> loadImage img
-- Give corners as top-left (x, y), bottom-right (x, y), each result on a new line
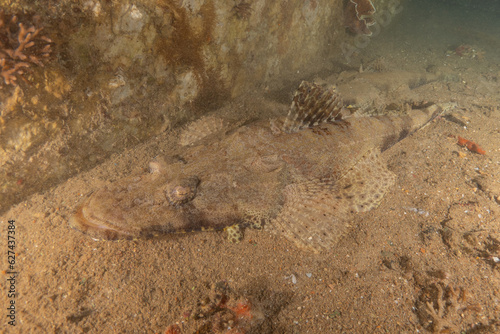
top-left (274, 149), bottom-right (396, 252)
top-left (337, 148), bottom-right (396, 213)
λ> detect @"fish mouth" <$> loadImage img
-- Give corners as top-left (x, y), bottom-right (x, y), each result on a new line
top-left (69, 198), bottom-right (136, 241)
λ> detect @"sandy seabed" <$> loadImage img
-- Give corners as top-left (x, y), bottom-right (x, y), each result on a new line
top-left (1, 1), bottom-right (500, 333)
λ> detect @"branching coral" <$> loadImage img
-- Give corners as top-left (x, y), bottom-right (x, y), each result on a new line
top-left (416, 282), bottom-right (469, 333)
top-left (0, 9), bottom-right (53, 87)
top-left (166, 281), bottom-right (264, 333)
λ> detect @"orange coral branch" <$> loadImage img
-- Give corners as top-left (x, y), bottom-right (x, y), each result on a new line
top-left (0, 9), bottom-right (52, 87)
top-left (457, 136), bottom-right (486, 155)
top-left (229, 300), bottom-right (253, 320)
top-left (164, 324), bottom-right (182, 334)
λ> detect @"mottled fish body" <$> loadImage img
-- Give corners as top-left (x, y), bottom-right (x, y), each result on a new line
top-left (70, 81), bottom-right (440, 252)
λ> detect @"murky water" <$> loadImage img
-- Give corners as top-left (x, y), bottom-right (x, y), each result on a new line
top-left (1, 0), bottom-right (500, 332)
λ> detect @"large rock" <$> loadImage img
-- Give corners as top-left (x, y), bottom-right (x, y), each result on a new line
top-left (0, 0), bottom-right (397, 212)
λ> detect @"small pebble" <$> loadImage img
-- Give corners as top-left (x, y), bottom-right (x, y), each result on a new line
top-left (306, 273), bottom-right (312, 278)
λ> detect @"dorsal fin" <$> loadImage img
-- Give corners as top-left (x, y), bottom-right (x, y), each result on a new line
top-left (282, 81), bottom-right (345, 133)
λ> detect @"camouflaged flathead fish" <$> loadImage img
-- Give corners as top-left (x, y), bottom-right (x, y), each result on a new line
top-left (70, 81), bottom-right (441, 252)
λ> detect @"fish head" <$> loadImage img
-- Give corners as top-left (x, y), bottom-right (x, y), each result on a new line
top-left (69, 157), bottom-right (229, 240)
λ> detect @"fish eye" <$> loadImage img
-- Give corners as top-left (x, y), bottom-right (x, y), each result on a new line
top-left (165, 176), bottom-right (199, 206)
top-left (149, 161), bottom-right (161, 174)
